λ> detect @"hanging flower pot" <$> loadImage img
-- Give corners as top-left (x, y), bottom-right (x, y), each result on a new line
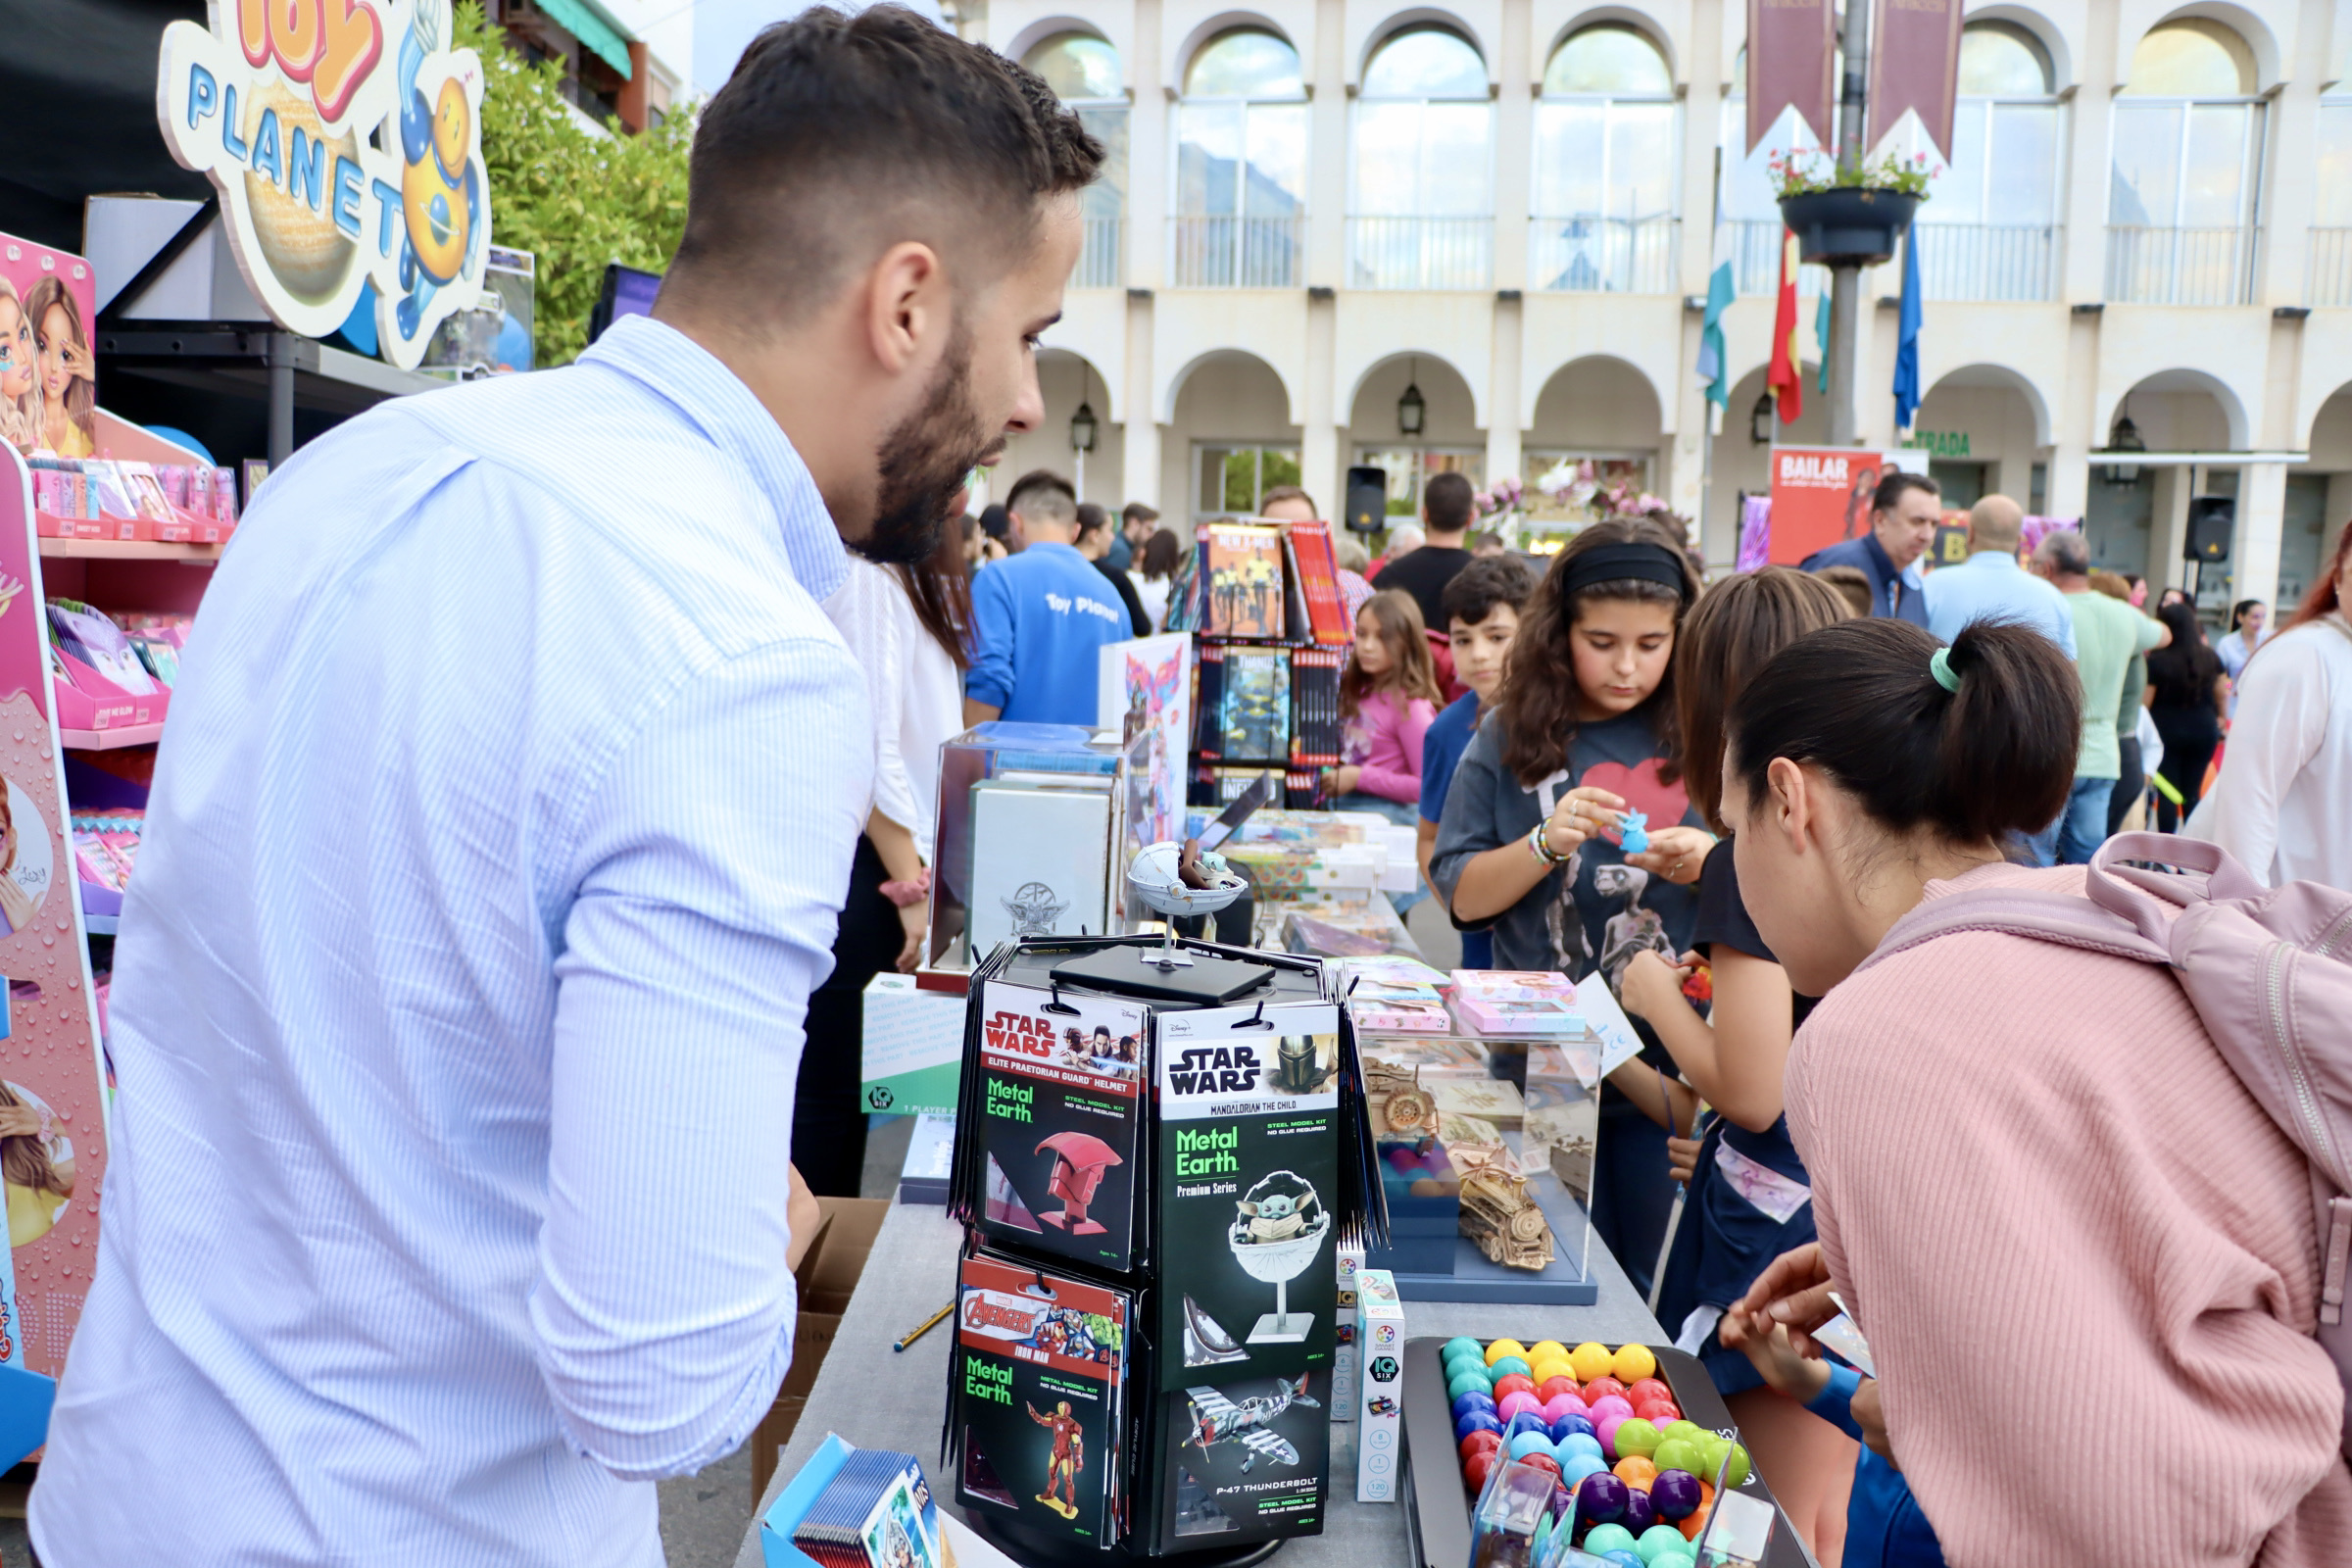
top-left (1777, 187), bottom-right (1922, 268)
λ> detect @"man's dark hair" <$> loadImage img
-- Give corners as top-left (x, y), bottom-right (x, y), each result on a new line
top-left (1122, 501), bottom-right (1160, 530)
top-left (1815, 564), bottom-right (1877, 619)
top-left (1440, 555), bottom-right (1535, 629)
top-left (1424, 471), bottom-right (1476, 533)
top-left (1004, 468), bottom-right (1078, 520)
top-left (978, 503), bottom-right (1012, 541)
top-left (1075, 502), bottom-right (1110, 541)
top-left (1873, 469), bottom-right (1940, 514)
top-left (664, 6), bottom-right (1102, 326)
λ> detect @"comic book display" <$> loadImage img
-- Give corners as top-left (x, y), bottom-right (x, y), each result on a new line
top-left (949, 936), bottom-right (1379, 1561)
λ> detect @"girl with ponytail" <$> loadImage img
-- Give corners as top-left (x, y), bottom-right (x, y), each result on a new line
top-left (1718, 617), bottom-right (2351, 1565)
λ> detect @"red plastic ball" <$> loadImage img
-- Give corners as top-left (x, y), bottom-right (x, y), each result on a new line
top-left (1459, 1429), bottom-right (1504, 1463)
top-left (1463, 1450), bottom-right (1497, 1491)
top-left (1516, 1453), bottom-right (1562, 1479)
top-left (1627, 1379), bottom-right (1673, 1406)
top-left (1537, 1375), bottom-right (1581, 1402)
top-left (1634, 1401), bottom-right (1682, 1427)
top-left (1493, 1373), bottom-right (1538, 1400)
top-left (1583, 1375), bottom-right (1628, 1404)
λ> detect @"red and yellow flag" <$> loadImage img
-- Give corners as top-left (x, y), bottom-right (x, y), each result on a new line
top-left (1766, 227), bottom-right (1804, 424)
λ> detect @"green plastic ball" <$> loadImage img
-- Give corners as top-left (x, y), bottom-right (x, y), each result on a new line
top-left (1719, 1442), bottom-right (1751, 1489)
top-left (1448, 1369), bottom-right (1494, 1400)
top-left (1582, 1524), bottom-right (1638, 1558)
top-left (1489, 1354), bottom-right (1533, 1381)
top-left (1636, 1525), bottom-right (1691, 1563)
top-left (1661, 1421), bottom-right (1705, 1446)
top-left (1445, 1348), bottom-right (1489, 1379)
top-left (1694, 1434), bottom-right (1732, 1480)
top-left (1444, 1337), bottom-right (1484, 1361)
top-left (1611, 1418), bottom-right (1663, 1460)
top-left (1649, 1437), bottom-right (1704, 1477)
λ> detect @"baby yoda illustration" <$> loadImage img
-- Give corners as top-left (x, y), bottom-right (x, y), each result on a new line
top-left (1237, 1192), bottom-right (1306, 1244)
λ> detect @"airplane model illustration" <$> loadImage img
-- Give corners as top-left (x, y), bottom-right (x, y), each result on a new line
top-left (1183, 1375), bottom-right (1319, 1472)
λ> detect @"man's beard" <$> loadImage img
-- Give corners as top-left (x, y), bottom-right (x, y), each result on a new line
top-left (858, 327), bottom-right (994, 565)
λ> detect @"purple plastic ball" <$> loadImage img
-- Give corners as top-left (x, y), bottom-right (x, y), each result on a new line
top-left (1649, 1469), bottom-right (1703, 1522)
top-left (1574, 1471), bottom-right (1629, 1525)
top-left (1618, 1488), bottom-right (1656, 1536)
top-left (1548, 1413), bottom-right (1595, 1446)
top-left (1587, 1394), bottom-right (1635, 1423)
top-left (1497, 1391), bottom-right (1544, 1423)
top-left (1504, 1410), bottom-right (1551, 1440)
top-left (1451, 1391), bottom-right (1497, 1421)
top-left (1455, 1410), bottom-right (1502, 1442)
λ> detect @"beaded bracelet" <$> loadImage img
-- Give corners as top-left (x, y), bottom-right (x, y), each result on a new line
top-left (1525, 819), bottom-right (1572, 867)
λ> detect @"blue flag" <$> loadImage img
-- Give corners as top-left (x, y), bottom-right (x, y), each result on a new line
top-left (1893, 227), bottom-right (1923, 432)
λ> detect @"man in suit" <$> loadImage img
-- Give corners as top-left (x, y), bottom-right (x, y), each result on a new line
top-left (1799, 469), bottom-right (1940, 626)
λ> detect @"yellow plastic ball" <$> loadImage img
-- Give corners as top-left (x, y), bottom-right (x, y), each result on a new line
top-left (1569, 1342), bottom-right (1615, 1383)
top-left (1528, 1340), bottom-right (1568, 1363)
top-left (1530, 1356), bottom-right (1574, 1387)
top-left (1484, 1339), bottom-right (1529, 1367)
top-left (1613, 1344), bottom-right (1659, 1384)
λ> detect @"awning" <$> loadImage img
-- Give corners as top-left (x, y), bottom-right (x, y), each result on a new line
top-left (539, 0), bottom-right (633, 78)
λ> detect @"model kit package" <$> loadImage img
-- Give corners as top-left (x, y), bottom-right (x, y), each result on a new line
top-left (952, 1252), bottom-right (1131, 1552)
top-left (1152, 997), bottom-right (1342, 1391)
top-left (1331, 1237), bottom-right (1363, 1421)
top-left (1352, 1268), bottom-right (1404, 1502)
top-left (1149, 1368), bottom-right (1328, 1552)
top-left (969, 979), bottom-right (1147, 1272)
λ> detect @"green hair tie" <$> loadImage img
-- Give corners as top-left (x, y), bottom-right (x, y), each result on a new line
top-left (1929, 646), bottom-right (1962, 694)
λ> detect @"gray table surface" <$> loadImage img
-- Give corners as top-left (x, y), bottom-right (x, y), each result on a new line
top-left (734, 1201), bottom-right (1665, 1568)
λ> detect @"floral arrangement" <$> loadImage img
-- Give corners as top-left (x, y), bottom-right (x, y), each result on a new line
top-left (1473, 475), bottom-right (1524, 520)
top-left (1767, 147), bottom-right (1936, 201)
top-left (1533, 459), bottom-right (1692, 541)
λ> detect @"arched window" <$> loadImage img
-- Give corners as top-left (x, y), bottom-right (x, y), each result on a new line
top-left (1719, 43), bottom-right (1831, 298)
top-left (1025, 32), bottom-right (1128, 288)
top-left (1918, 22), bottom-right (2062, 301)
top-left (1535, 24), bottom-right (1675, 293)
top-left (1173, 28), bottom-right (1308, 287)
top-left (2109, 22), bottom-right (2263, 304)
top-left (1350, 26), bottom-right (1492, 288)
top-left (2314, 92), bottom-right (2352, 304)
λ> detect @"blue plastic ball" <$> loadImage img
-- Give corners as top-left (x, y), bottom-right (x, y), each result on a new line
top-left (1604, 1553), bottom-right (1645, 1568)
top-left (1555, 1432), bottom-right (1605, 1466)
top-left (1548, 1413), bottom-right (1596, 1446)
top-left (1557, 1451), bottom-right (1608, 1488)
top-left (1503, 1411), bottom-right (1551, 1440)
top-left (1506, 1431), bottom-right (1556, 1461)
top-left (1451, 1391), bottom-right (1497, 1422)
top-left (1454, 1410), bottom-right (1503, 1442)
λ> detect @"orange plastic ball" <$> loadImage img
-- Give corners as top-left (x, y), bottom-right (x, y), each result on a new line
top-left (1612, 1456), bottom-right (1658, 1492)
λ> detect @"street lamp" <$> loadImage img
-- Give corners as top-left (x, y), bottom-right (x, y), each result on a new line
top-left (1069, 401), bottom-right (1098, 455)
top-left (1750, 394), bottom-right (1775, 447)
top-left (1397, 361), bottom-right (1425, 437)
top-left (2104, 414), bottom-right (2145, 487)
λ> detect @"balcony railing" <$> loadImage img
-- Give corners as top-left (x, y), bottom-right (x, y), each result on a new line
top-left (1345, 218), bottom-right (1494, 289)
top-left (1915, 222), bottom-right (2058, 301)
top-left (2104, 224), bottom-right (2255, 306)
top-left (1529, 216), bottom-right (1678, 294)
top-left (1073, 215), bottom-right (1123, 289)
top-left (1168, 215), bottom-right (1304, 288)
top-left (1724, 219), bottom-right (1827, 299)
top-left (2309, 228), bottom-right (2352, 307)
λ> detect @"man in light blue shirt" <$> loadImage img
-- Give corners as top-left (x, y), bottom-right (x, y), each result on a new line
top-left (1922, 494), bottom-right (2080, 659)
top-left (32, 13), bottom-right (1101, 1567)
top-left (966, 469), bottom-right (1134, 724)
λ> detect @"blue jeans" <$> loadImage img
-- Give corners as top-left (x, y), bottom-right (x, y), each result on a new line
top-left (2056, 773), bottom-right (2115, 865)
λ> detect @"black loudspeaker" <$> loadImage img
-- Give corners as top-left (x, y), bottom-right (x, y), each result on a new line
top-left (2186, 496), bottom-right (2235, 564)
top-left (1345, 466), bottom-right (1387, 534)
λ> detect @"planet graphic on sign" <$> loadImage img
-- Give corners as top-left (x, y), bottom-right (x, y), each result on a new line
top-left (242, 82), bottom-right (360, 306)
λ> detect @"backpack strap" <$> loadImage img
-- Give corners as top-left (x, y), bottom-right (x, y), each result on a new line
top-left (2082, 832), bottom-right (2266, 946)
top-left (1857, 885), bottom-right (2175, 978)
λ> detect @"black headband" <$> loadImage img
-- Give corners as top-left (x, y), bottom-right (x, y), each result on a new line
top-left (1561, 542), bottom-right (1691, 601)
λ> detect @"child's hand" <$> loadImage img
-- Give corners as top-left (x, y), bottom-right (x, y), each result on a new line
top-left (1733, 1241), bottom-right (1840, 1356)
top-left (1717, 1314), bottom-right (1831, 1403)
top-left (1619, 948), bottom-right (1693, 1024)
top-left (1666, 1132), bottom-right (1702, 1185)
top-left (1328, 764), bottom-right (1363, 796)
top-left (1624, 826), bottom-right (1714, 885)
top-left (1851, 1377), bottom-right (1897, 1469)
top-left (1539, 785), bottom-right (1624, 861)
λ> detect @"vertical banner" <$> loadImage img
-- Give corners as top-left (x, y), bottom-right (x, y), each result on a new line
top-left (1765, 447), bottom-right (1923, 564)
top-left (1867, 0), bottom-right (1965, 161)
top-left (1746, 0), bottom-right (1838, 154)
top-left (0, 446), bottom-right (109, 1386)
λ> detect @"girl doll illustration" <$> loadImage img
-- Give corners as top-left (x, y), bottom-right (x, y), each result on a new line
top-left (0, 1079), bottom-right (73, 1248)
top-left (0, 789), bottom-right (35, 938)
top-left (27, 277), bottom-right (96, 459)
top-left (0, 278), bottom-right (44, 457)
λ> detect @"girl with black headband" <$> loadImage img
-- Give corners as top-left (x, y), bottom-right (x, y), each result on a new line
top-left (1428, 516), bottom-right (1715, 1297)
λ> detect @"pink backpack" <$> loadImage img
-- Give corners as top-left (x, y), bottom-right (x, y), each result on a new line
top-left (1861, 832), bottom-right (2352, 1455)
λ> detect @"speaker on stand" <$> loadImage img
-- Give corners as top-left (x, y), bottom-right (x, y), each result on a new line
top-left (2186, 495), bottom-right (2234, 607)
top-left (1345, 466), bottom-right (1387, 534)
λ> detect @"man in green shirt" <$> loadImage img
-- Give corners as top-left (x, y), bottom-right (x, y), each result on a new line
top-left (2036, 531), bottom-right (2170, 863)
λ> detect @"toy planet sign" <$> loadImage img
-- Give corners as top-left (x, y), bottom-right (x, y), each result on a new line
top-left (156, 0), bottom-right (490, 369)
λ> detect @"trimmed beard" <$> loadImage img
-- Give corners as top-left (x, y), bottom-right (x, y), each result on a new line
top-left (858, 323), bottom-right (991, 566)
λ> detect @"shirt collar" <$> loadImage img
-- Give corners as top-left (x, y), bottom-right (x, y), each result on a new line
top-left (1964, 551), bottom-right (2021, 571)
top-left (580, 316), bottom-right (848, 601)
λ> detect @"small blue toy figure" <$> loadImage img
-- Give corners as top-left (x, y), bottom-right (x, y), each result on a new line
top-left (1617, 809), bottom-right (1649, 856)
top-left (393, 0), bottom-right (482, 342)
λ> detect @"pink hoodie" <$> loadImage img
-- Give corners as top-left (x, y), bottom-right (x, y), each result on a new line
top-left (1787, 861), bottom-right (2351, 1566)
top-left (1343, 688), bottom-right (1435, 806)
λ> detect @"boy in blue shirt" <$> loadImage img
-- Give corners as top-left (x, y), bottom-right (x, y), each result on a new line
top-left (1418, 556), bottom-right (1535, 968)
top-left (965, 470), bottom-right (1134, 725)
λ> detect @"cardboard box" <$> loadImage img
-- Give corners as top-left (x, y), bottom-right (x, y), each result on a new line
top-left (753, 1197), bottom-right (891, 1496)
top-left (1332, 1238), bottom-right (1363, 1421)
top-left (1353, 1269), bottom-right (1404, 1502)
top-left (860, 975), bottom-right (966, 1116)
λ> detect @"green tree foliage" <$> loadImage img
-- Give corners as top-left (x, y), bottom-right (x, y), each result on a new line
top-left (455, 1), bottom-right (693, 366)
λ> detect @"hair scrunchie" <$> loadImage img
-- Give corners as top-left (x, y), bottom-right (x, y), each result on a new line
top-left (1929, 646), bottom-right (1962, 694)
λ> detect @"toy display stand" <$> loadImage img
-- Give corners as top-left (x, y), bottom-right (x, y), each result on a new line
top-left (1396, 1338), bottom-right (1809, 1568)
top-left (961, 1506), bottom-right (1292, 1568)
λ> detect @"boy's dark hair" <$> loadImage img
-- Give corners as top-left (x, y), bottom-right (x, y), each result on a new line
top-left (1814, 564), bottom-right (1877, 619)
top-left (1441, 555), bottom-right (1536, 629)
top-left (664, 6), bottom-right (1102, 329)
top-left (1424, 471), bottom-right (1475, 533)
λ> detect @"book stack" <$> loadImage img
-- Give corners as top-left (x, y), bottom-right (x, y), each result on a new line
top-left (790, 1447), bottom-right (944, 1568)
top-left (26, 456), bottom-right (238, 543)
top-left (1450, 970), bottom-right (1587, 1036)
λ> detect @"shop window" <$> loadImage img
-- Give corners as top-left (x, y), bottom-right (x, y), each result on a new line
top-left (1354, 448), bottom-right (1484, 518)
top-left (1195, 445), bottom-right (1302, 517)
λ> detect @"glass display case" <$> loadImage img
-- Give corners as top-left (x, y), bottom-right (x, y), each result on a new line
top-left (927, 722), bottom-right (1132, 969)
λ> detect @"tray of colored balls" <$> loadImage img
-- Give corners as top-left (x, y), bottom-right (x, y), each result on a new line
top-left (1397, 1336), bottom-right (1808, 1568)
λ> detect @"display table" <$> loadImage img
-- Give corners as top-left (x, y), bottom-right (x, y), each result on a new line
top-left (732, 1200), bottom-right (1665, 1568)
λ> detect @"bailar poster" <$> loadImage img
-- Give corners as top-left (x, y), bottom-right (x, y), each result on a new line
top-left (1765, 447), bottom-right (1923, 565)
top-left (156, 0), bottom-right (491, 369)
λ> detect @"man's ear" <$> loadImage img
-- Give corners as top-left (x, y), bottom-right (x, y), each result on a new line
top-left (863, 240), bottom-right (945, 375)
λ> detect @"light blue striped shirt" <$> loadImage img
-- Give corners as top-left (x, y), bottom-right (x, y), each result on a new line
top-left (32, 317), bottom-right (869, 1567)
top-left (1921, 549), bottom-right (2080, 659)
